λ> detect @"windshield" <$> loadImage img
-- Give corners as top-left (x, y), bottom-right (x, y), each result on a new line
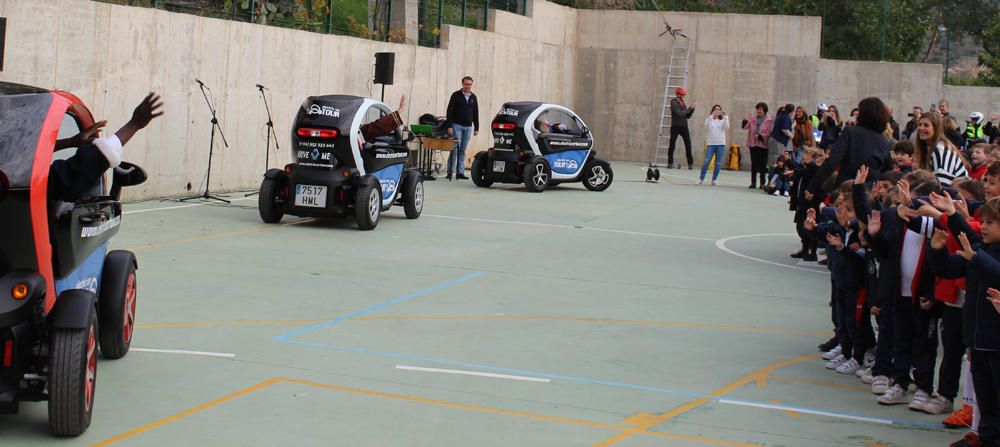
top-left (0, 93), bottom-right (53, 188)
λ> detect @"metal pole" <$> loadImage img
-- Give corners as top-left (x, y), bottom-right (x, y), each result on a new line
top-left (437, 0), bottom-right (443, 47)
top-left (461, 0), bottom-right (466, 26)
top-left (385, 0), bottom-right (392, 40)
top-left (327, 0), bottom-right (334, 33)
top-left (821, 0), bottom-right (826, 56)
top-left (249, 0), bottom-right (256, 23)
top-left (521, 0), bottom-right (526, 15)
top-left (880, 0), bottom-right (887, 60)
top-left (483, 0), bottom-right (488, 29)
top-left (945, 28), bottom-right (951, 83)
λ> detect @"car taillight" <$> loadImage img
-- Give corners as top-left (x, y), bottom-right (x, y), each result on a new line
top-left (3, 340), bottom-right (12, 367)
top-left (492, 122), bottom-right (515, 130)
top-left (296, 128), bottom-right (339, 138)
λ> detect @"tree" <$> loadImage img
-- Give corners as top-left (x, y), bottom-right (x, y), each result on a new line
top-left (977, 9), bottom-right (1000, 85)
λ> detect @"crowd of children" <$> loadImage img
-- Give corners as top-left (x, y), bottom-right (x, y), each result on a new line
top-left (776, 102), bottom-right (1000, 447)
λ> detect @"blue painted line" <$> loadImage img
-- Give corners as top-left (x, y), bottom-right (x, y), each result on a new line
top-left (273, 271), bottom-right (485, 342)
top-left (272, 268), bottom-right (941, 430)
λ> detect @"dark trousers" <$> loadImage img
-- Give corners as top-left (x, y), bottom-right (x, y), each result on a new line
top-left (971, 349), bottom-right (1000, 446)
top-left (891, 297), bottom-right (938, 393)
top-left (871, 297), bottom-right (895, 377)
top-left (938, 305), bottom-right (964, 399)
top-left (668, 126), bottom-right (692, 166)
top-left (795, 217), bottom-right (817, 256)
top-left (837, 287), bottom-right (874, 362)
top-left (749, 147), bottom-right (768, 186)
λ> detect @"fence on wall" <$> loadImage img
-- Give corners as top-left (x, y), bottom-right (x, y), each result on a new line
top-left (96, 0), bottom-right (523, 48)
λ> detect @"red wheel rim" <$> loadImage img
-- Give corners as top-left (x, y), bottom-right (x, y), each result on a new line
top-left (85, 325), bottom-right (96, 412)
top-left (123, 272), bottom-right (136, 343)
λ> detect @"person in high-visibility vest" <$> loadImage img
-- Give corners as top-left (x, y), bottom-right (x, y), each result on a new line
top-left (809, 103), bottom-right (826, 130)
top-left (965, 112), bottom-right (986, 144)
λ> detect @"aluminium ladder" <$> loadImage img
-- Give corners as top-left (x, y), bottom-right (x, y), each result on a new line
top-left (647, 33), bottom-right (692, 182)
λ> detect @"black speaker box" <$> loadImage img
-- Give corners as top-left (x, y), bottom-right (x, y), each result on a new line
top-left (374, 52), bottom-right (394, 85)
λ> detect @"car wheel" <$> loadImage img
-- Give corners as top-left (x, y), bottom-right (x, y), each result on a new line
top-left (582, 159), bottom-right (613, 191)
top-left (471, 153), bottom-right (492, 188)
top-left (355, 181), bottom-right (381, 230)
top-left (98, 251), bottom-right (136, 360)
top-left (402, 172), bottom-right (424, 219)
top-left (522, 157), bottom-right (550, 193)
top-left (49, 309), bottom-right (97, 437)
top-left (258, 177), bottom-right (283, 223)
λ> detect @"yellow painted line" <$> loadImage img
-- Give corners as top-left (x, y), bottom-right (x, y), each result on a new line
top-left (93, 376), bottom-right (747, 447)
top-left (769, 400), bottom-right (801, 418)
top-left (591, 354), bottom-right (818, 447)
top-left (90, 377), bottom-right (283, 447)
top-left (123, 219), bottom-right (313, 252)
top-left (135, 316), bottom-right (828, 337)
top-left (863, 441), bottom-right (887, 447)
top-left (768, 375), bottom-right (871, 393)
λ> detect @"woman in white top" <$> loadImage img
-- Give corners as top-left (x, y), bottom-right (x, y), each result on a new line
top-left (913, 111), bottom-right (969, 186)
top-left (698, 104), bottom-right (729, 185)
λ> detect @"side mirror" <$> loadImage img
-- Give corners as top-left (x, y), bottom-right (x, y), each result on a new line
top-left (110, 161), bottom-right (147, 201)
top-left (581, 126), bottom-right (590, 135)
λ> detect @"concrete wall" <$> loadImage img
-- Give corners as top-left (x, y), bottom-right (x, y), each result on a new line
top-left (0, 0), bottom-right (995, 200)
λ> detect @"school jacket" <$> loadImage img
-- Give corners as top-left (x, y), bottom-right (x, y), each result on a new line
top-left (930, 243), bottom-right (1000, 351)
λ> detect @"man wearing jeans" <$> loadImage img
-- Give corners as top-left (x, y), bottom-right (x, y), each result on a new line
top-left (446, 76), bottom-right (479, 180)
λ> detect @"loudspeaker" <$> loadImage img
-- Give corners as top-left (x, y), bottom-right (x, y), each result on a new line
top-left (374, 52), bottom-right (394, 85)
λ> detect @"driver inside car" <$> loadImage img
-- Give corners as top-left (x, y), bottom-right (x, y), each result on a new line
top-left (49, 92), bottom-right (163, 203)
top-left (360, 95), bottom-right (406, 142)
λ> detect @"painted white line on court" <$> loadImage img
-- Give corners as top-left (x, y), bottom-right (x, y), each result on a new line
top-left (131, 348), bottom-right (236, 358)
top-left (123, 196), bottom-right (255, 215)
top-left (423, 214), bottom-right (714, 241)
top-left (395, 365), bottom-right (552, 383)
top-left (717, 399), bottom-right (894, 425)
top-left (715, 234), bottom-right (829, 275)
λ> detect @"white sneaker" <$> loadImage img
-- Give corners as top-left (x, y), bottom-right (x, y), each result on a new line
top-left (908, 389), bottom-right (931, 412)
top-left (781, 191), bottom-right (789, 196)
top-left (921, 394), bottom-right (954, 415)
top-left (855, 366), bottom-right (869, 378)
top-left (822, 345), bottom-right (842, 360)
top-left (825, 354), bottom-right (846, 370)
top-left (836, 358), bottom-right (861, 375)
top-left (877, 384), bottom-right (909, 405)
top-left (861, 370), bottom-right (876, 384)
top-left (863, 349), bottom-right (876, 369)
top-left (711, 180), bottom-right (720, 186)
top-left (871, 376), bottom-right (891, 394)
top-left (696, 179), bottom-right (704, 185)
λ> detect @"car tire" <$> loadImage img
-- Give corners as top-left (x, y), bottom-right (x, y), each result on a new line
top-left (582, 159), bottom-right (613, 191)
top-left (355, 180), bottom-right (381, 231)
top-left (471, 153), bottom-right (492, 188)
top-left (522, 157), bottom-right (550, 193)
top-left (258, 177), bottom-right (283, 223)
top-left (49, 309), bottom-right (97, 437)
top-left (402, 172), bottom-right (423, 219)
top-left (98, 251), bottom-right (136, 360)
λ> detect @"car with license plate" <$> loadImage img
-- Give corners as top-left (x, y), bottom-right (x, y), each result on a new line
top-left (257, 95), bottom-right (423, 230)
top-left (471, 102), bottom-right (612, 192)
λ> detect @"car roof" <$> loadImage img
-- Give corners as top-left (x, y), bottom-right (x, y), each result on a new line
top-left (0, 81), bottom-right (50, 96)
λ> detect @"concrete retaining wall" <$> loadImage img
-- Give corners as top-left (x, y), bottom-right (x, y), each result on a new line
top-left (0, 0), bottom-right (994, 199)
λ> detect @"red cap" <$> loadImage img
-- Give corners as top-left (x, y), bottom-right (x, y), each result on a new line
top-left (676, 87), bottom-right (687, 96)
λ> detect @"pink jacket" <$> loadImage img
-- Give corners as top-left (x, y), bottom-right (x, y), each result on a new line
top-left (743, 114), bottom-right (773, 149)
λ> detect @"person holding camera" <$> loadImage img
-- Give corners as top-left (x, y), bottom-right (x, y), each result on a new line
top-left (742, 102), bottom-right (773, 189)
top-left (698, 105), bottom-right (729, 185)
top-left (818, 104), bottom-right (843, 149)
top-left (903, 106), bottom-right (923, 140)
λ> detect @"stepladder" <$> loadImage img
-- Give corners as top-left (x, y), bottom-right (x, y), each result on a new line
top-left (647, 33), bottom-right (691, 183)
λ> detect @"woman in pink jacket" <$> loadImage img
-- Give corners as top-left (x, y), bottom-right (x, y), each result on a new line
top-left (742, 102), bottom-right (773, 189)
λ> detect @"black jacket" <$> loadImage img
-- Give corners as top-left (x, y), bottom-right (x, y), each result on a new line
top-left (931, 242), bottom-right (1000, 351)
top-left (670, 98), bottom-right (695, 127)
top-left (808, 126), bottom-right (892, 195)
top-left (446, 90), bottom-right (479, 131)
top-left (48, 143), bottom-right (111, 202)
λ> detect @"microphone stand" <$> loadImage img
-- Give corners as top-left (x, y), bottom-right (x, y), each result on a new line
top-left (181, 80), bottom-right (230, 203)
top-left (246, 84), bottom-right (279, 197)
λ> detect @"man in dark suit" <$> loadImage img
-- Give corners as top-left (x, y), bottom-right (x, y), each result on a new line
top-left (668, 87), bottom-right (695, 169)
top-left (445, 76), bottom-right (479, 180)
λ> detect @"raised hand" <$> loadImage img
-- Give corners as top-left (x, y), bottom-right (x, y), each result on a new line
top-left (897, 179), bottom-right (911, 204)
top-left (868, 211), bottom-right (882, 235)
top-left (397, 95), bottom-right (407, 113)
top-left (957, 232), bottom-right (976, 261)
top-left (854, 165), bottom-right (869, 185)
top-left (130, 92), bottom-right (164, 130)
top-left (956, 198), bottom-right (971, 220)
top-left (897, 204), bottom-right (918, 222)
top-left (988, 288), bottom-right (1000, 315)
top-left (917, 199), bottom-right (943, 219)
top-left (826, 233), bottom-right (844, 250)
top-left (931, 229), bottom-right (950, 250)
top-left (929, 191), bottom-right (956, 215)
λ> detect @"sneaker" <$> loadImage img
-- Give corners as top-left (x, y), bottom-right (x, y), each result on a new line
top-left (871, 376), bottom-right (892, 395)
top-left (944, 404), bottom-right (974, 429)
top-left (825, 354), bottom-right (846, 370)
top-left (790, 250), bottom-right (805, 259)
top-left (923, 394), bottom-right (954, 415)
top-left (696, 179), bottom-right (704, 185)
top-left (863, 349), bottom-right (876, 369)
top-left (908, 389), bottom-right (931, 412)
top-left (781, 191), bottom-right (789, 196)
top-left (836, 358), bottom-right (861, 375)
top-left (950, 431), bottom-right (981, 447)
top-left (878, 384), bottom-right (909, 405)
top-left (818, 337), bottom-right (838, 352)
top-left (711, 180), bottom-right (720, 186)
top-left (860, 370), bottom-right (876, 384)
top-left (818, 258), bottom-right (828, 265)
top-left (822, 345), bottom-right (842, 360)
